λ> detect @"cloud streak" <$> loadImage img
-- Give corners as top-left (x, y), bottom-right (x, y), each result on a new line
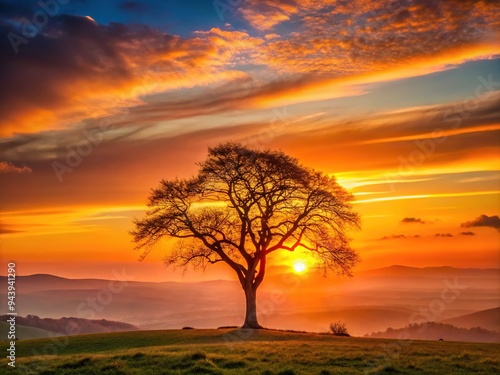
top-left (401, 217), bottom-right (425, 224)
top-left (0, 162), bottom-right (32, 174)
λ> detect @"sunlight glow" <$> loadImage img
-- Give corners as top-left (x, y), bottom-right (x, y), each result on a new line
top-left (293, 261), bottom-right (307, 273)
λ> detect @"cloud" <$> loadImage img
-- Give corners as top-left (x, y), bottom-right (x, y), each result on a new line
top-left (459, 231), bottom-right (476, 236)
top-left (460, 214), bottom-right (500, 230)
top-left (264, 33), bottom-right (280, 40)
top-left (435, 233), bottom-right (454, 237)
top-left (380, 234), bottom-right (420, 240)
top-left (119, 1), bottom-right (148, 13)
top-left (0, 222), bottom-right (24, 234)
top-left (0, 0), bottom-right (497, 141)
top-left (0, 9), bottom-right (262, 137)
top-left (249, 0), bottom-right (499, 76)
top-left (240, 1), bottom-right (299, 31)
top-left (2, 87), bottom-right (499, 183)
top-left (401, 217), bottom-right (425, 224)
top-left (0, 162), bottom-right (32, 174)
top-left (241, 8), bottom-right (290, 31)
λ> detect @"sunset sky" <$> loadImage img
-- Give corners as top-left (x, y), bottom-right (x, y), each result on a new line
top-left (1, 0), bottom-right (499, 281)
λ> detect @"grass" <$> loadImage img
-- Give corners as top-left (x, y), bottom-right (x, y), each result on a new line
top-left (0, 321), bottom-right (61, 340)
top-left (1, 328), bottom-right (499, 374)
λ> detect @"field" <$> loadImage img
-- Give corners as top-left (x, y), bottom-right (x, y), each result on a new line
top-left (2, 329), bottom-right (499, 374)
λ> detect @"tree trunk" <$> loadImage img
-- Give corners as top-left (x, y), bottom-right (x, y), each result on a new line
top-left (242, 284), bottom-right (262, 329)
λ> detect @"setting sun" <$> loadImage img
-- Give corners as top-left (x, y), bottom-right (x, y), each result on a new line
top-left (293, 261), bottom-right (307, 273)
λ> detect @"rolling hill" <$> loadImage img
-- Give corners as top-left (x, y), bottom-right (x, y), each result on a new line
top-left (1, 266), bottom-right (498, 336)
top-left (0, 321), bottom-right (61, 340)
top-left (367, 321), bottom-right (500, 343)
top-left (441, 307), bottom-right (500, 332)
top-left (0, 315), bottom-right (138, 336)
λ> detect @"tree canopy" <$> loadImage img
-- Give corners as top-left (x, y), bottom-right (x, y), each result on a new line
top-left (132, 143), bottom-right (360, 328)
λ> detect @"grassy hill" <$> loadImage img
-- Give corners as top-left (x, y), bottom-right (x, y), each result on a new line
top-left (2, 329), bottom-right (499, 374)
top-left (0, 321), bottom-right (61, 340)
top-left (0, 315), bottom-right (139, 336)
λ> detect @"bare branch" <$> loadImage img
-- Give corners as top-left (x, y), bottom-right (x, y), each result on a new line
top-left (132, 142), bottom-right (360, 289)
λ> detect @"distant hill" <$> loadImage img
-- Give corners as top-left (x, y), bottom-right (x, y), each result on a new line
top-left (0, 321), bottom-right (61, 340)
top-left (263, 308), bottom-right (413, 336)
top-left (367, 322), bottom-right (500, 343)
top-left (0, 315), bottom-right (138, 335)
top-left (357, 265), bottom-right (500, 279)
top-left (1, 266), bottom-right (498, 335)
top-left (441, 307), bottom-right (500, 332)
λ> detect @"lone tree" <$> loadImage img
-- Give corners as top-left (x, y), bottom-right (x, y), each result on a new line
top-left (132, 143), bottom-right (360, 328)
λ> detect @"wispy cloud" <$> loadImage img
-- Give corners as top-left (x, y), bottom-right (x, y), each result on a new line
top-left (401, 217), bottom-right (425, 224)
top-left (435, 233), bottom-right (454, 238)
top-left (380, 234), bottom-right (421, 240)
top-left (0, 162), bottom-right (31, 174)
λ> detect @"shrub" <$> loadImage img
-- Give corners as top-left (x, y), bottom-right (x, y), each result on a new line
top-left (329, 321), bottom-right (350, 336)
top-left (191, 352), bottom-right (206, 360)
top-left (182, 326), bottom-right (195, 330)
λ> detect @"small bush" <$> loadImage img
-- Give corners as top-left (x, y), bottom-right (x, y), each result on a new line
top-left (217, 325), bottom-right (238, 329)
top-left (220, 360), bottom-right (247, 369)
top-left (329, 321), bottom-right (350, 336)
top-left (191, 352), bottom-right (207, 360)
top-left (59, 357), bottom-right (92, 369)
top-left (182, 326), bottom-right (195, 330)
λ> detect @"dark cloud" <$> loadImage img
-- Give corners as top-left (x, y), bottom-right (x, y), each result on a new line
top-left (0, 162), bottom-right (32, 174)
top-left (119, 1), bottom-right (148, 13)
top-left (0, 222), bottom-right (24, 234)
top-left (460, 215), bottom-right (500, 230)
top-left (435, 233), bottom-right (454, 237)
top-left (0, 0), bottom-right (33, 19)
top-left (401, 217), bottom-right (425, 224)
top-left (0, 13), bottom-right (137, 133)
top-left (459, 231), bottom-right (476, 236)
top-left (380, 234), bottom-right (420, 240)
top-left (0, 8), bottom-right (254, 136)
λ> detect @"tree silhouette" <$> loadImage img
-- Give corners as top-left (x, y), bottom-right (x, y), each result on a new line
top-left (132, 143), bottom-right (360, 328)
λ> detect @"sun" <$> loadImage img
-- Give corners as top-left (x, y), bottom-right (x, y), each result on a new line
top-left (293, 261), bottom-right (307, 273)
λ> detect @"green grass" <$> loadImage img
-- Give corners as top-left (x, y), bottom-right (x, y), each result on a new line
top-left (0, 321), bottom-right (62, 340)
top-left (1, 329), bottom-right (499, 374)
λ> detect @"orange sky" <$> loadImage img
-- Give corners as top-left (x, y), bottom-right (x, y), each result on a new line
top-left (0, 0), bottom-right (499, 281)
